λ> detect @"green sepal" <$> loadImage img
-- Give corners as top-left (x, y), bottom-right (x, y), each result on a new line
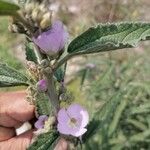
top-left (25, 42), bottom-right (38, 63)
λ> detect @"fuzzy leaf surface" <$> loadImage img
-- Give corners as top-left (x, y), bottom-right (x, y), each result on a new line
top-left (35, 92), bottom-right (52, 116)
top-left (28, 131), bottom-right (59, 150)
top-left (68, 23), bottom-right (150, 54)
top-left (0, 63), bottom-right (28, 87)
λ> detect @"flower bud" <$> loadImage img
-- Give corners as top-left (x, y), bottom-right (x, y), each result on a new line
top-left (24, 3), bottom-right (34, 14)
top-left (40, 19), bottom-right (51, 30)
top-left (33, 21), bottom-right (68, 57)
top-left (8, 24), bottom-right (18, 33)
top-left (32, 8), bottom-right (40, 21)
top-left (40, 59), bottom-right (49, 68)
top-left (40, 12), bottom-right (52, 29)
top-left (39, 4), bottom-right (46, 12)
top-left (86, 63), bottom-right (96, 69)
top-left (35, 115), bottom-right (48, 129)
top-left (37, 79), bottom-right (47, 92)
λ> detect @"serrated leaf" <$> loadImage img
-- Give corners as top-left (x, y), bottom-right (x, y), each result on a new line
top-left (68, 23), bottom-right (150, 54)
top-left (28, 131), bottom-right (59, 150)
top-left (0, 0), bottom-right (20, 15)
top-left (35, 92), bottom-right (52, 116)
top-left (25, 43), bottom-right (38, 63)
top-left (0, 63), bottom-right (28, 87)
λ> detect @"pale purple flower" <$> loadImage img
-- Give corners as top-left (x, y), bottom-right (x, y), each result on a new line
top-left (57, 104), bottom-right (89, 137)
top-left (86, 63), bottom-right (96, 69)
top-left (35, 115), bottom-right (48, 129)
top-left (37, 79), bottom-right (47, 92)
top-left (33, 20), bottom-right (68, 56)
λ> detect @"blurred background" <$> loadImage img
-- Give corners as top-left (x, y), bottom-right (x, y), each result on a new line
top-left (0, 0), bottom-right (150, 149)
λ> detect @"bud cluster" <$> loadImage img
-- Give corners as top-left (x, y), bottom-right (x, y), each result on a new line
top-left (23, 2), bottom-right (52, 30)
top-left (9, 2), bottom-right (52, 34)
top-left (8, 18), bottom-right (27, 34)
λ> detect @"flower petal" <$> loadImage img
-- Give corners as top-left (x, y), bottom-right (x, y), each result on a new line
top-left (67, 104), bottom-right (83, 118)
top-left (35, 120), bottom-right (44, 129)
top-left (34, 115), bottom-right (48, 129)
top-left (57, 108), bottom-right (69, 123)
top-left (57, 123), bottom-right (71, 135)
top-left (33, 21), bottom-right (68, 55)
top-left (70, 128), bottom-right (87, 137)
top-left (67, 104), bottom-right (89, 127)
top-left (39, 115), bottom-right (48, 121)
top-left (80, 109), bottom-right (89, 127)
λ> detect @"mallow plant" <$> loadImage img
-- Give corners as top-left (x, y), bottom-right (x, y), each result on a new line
top-left (0, 0), bottom-right (150, 149)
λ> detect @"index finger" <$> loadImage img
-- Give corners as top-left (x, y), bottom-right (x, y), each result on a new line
top-left (0, 91), bottom-right (35, 127)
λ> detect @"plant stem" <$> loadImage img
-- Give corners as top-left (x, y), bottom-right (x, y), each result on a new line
top-left (33, 44), bottom-right (47, 63)
top-left (34, 45), bottom-right (59, 114)
top-left (33, 46), bottom-right (43, 63)
top-left (15, 10), bottom-right (59, 114)
top-left (53, 51), bottom-right (88, 71)
top-left (45, 72), bottom-right (59, 113)
top-left (53, 53), bottom-right (75, 71)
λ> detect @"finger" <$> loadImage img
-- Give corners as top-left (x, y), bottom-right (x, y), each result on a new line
top-left (0, 91), bottom-right (34, 127)
top-left (54, 138), bottom-right (68, 150)
top-left (0, 130), bottom-right (33, 150)
top-left (0, 126), bottom-right (15, 142)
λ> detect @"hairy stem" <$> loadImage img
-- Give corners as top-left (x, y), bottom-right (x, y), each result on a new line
top-left (34, 45), bottom-right (59, 114)
top-left (33, 44), bottom-right (47, 63)
top-left (45, 72), bottom-right (59, 113)
top-left (53, 53), bottom-right (75, 71)
top-left (53, 52), bottom-right (87, 71)
top-left (15, 9), bottom-right (59, 114)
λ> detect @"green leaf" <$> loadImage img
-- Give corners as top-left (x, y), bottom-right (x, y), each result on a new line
top-left (0, 63), bottom-right (28, 87)
top-left (25, 42), bottom-right (38, 63)
top-left (35, 92), bottom-right (52, 116)
top-left (0, 0), bottom-right (20, 15)
top-left (82, 119), bottom-right (101, 143)
top-left (54, 63), bottom-right (67, 82)
top-left (27, 131), bottom-right (59, 150)
top-left (68, 23), bottom-right (150, 54)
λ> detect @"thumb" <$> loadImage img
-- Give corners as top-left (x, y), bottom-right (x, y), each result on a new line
top-left (0, 130), bottom-right (33, 150)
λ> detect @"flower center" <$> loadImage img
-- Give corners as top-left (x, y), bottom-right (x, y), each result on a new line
top-left (68, 118), bottom-right (77, 128)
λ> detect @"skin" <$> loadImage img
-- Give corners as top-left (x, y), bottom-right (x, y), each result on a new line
top-left (0, 91), bottom-right (67, 150)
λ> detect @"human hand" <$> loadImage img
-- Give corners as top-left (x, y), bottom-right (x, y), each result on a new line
top-left (0, 91), bottom-right (67, 150)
